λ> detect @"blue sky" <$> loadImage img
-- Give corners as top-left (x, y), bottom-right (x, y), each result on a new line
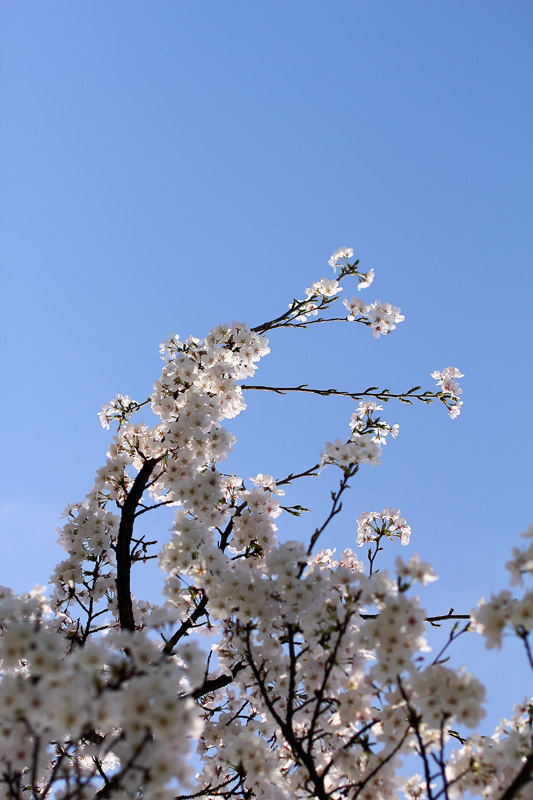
top-left (1, 1), bottom-right (532, 729)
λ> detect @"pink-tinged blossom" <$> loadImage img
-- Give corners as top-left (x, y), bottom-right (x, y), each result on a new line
top-left (406, 665), bottom-right (486, 728)
top-left (431, 366), bottom-right (465, 418)
top-left (249, 473), bottom-right (285, 496)
top-left (431, 366), bottom-right (464, 396)
top-left (305, 276), bottom-right (342, 299)
top-left (290, 300), bottom-right (319, 322)
top-left (343, 295), bottom-right (367, 320)
top-left (322, 434), bottom-right (381, 469)
top-left (366, 300), bottom-right (405, 338)
top-left (356, 507), bottom-right (411, 547)
top-left (448, 400), bottom-right (463, 419)
top-left (396, 553), bottom-right (438, 586)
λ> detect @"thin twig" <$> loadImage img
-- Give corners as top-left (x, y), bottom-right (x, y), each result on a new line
top-left (243, 383), bottom-right (438, 404)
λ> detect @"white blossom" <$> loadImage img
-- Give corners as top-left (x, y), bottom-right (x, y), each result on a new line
top-left (1, 250), bottom-right (528, 800)
top-left (328, 246), bottom-right (354, 271)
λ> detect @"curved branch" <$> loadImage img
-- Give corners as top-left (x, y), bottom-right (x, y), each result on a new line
top-left (116, 458), bottom-right (158, 630)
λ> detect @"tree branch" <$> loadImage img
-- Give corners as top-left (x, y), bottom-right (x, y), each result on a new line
top-left (191, 661), bottom-right (246, 700)
top-left (163, 593), bottom-right (209, 653)
top-left (498, 751), bottom-right (533, 800)
top-left (242, 383), bottom-right (437, 404)
top-left (115, 458), bottom-right (158, 631)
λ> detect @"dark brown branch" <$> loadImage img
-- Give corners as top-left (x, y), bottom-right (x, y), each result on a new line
top-left (397, 677), bottom-right (436, 800)
top-left (305, 616), bottom-right (351, 753)
top-left (134, 499), bottom-right (176, 517)
top-left (95, 732), bottom-right (151, 799)
top-left (115, 458), bottom-right (158, 630)
top-left (250, 296), bottom-right (337, 335)
top-left (305, 464), bottom-right (357, 559)
top-left (276, 463), bottom-right (321, 488)
top-left (191, 662), bottom-right (246, 700)
top-left (243, 627), bottom-right (330, 800)
top-left (253, 315), bottom-right (370, 332)
top-left (351, 726), bottom-right (411, 798)
top-left (163, 593), bottom-right (209, 653)
top-left (522, 635), bottom-right (533, 672)
top-left (498, 750), bottom-right (533, 800)
top-left (359, 613), bottom-right (470, 623)
top-left (431, 621), bottom-right (471, 667)
top-left (250, 266), bottom-right (362, 334)
top-left (175, 774), bottom-right (244, 800)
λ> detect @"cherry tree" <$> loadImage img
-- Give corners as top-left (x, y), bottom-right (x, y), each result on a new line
top-left (0, 248), bottom-right (531, 800)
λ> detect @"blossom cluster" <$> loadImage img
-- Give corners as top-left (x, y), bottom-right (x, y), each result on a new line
top-left (328, 247), bottom-right (374, 289)
top-left (431, 365), bottom-right (464, 418)
top-left (350, 399), bottom-right (400, 444)
top-left (356, 507), bottom-right (412, 548)
top-left (0, 603), bottom-right (201, 798)
top-left (472, 525), bottom-right (533, 648)
top-left (289, 247), bottom-right (403, 339)
top-left (344, 296), bottom-right (405, 338)
top-left (0, 249), bottom-right (530, 800)
top-left (321, 400), bottom-right (402, 473)
top-left (321, 433), bottom-right (381, 470)
top-left (446, 699), bottom-right (533, 798)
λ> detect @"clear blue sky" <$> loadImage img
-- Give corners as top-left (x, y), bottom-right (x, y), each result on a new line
top-left (1, 1), bottom-right (532, 728)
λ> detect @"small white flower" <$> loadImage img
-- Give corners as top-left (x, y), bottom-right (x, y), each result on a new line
top-left (328, 246), bottom-right (354, 271)
top-left (343, 296), bottom-right (366, 321)
top-left (306, 277), bottom-right (342, 299)
top-left (357, 269), bottom-right (375, 290)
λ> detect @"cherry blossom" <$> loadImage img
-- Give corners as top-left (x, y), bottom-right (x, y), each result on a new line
top-left (0, 248), bottom-right (531, 800)
top-left (328, 246), bottom-right (354, 271)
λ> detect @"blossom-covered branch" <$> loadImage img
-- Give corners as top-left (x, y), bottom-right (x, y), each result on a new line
top-left (0, 248), bottom-right (530, 800)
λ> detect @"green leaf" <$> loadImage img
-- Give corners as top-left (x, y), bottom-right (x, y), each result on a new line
top-left (282, 505), bottom-right (311, 517)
